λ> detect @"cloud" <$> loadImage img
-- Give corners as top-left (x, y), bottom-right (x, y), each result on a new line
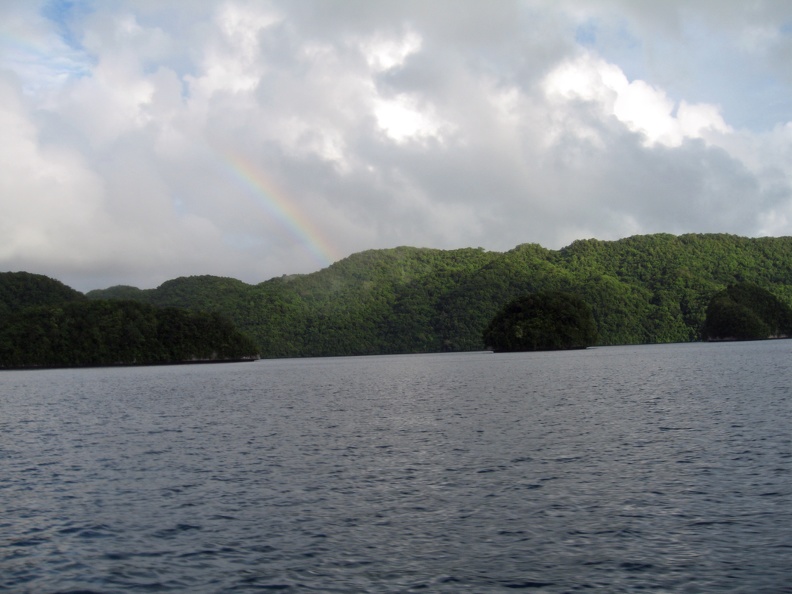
top-left (543, 52), bottom-right (732, 147)
top-left (0, 0), bottom-right (791, 291)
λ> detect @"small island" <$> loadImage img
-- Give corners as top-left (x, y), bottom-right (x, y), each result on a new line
top-left (702, 282), bottom-right (792, 341)
top-left (483, 291), bottom-right (598, 352)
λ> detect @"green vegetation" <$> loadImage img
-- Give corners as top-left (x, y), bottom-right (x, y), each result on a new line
top-left (6, 232), bottom-right (791, 360)
top-left (0, 272), bottom-right (84, 318)
top-left (702, 282), bottom-right (792, 341)
top-left (483, 292), bottom-right (597, 351)
top-left (0, 273), bottom-right (258, 368)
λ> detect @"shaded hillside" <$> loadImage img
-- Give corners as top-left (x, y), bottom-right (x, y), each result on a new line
top-left (0, 300), bottom-right (259, 368)
top-left (0, 272), bottom-right (259, 368)
top-left (86, 234), bottom-right (792, 357)
top-left (703, 283), bottom-right (792, 341)
top-left (90, 247), bottom-right (498, 356)
top-left (0, 272), bottom-right (85, 319)
top-left (483, 292), bottom-right (598, 352)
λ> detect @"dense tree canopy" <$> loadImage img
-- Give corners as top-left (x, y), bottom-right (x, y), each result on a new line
top-left (483, 292), bottom-right (597, 352)
top-left (702, 282), bottom-right (792, 341)
top-left (68, 233), bottom-right (792, 357)
top-left (0, 287), bottom-right (258, 368)
top-left (13, 238), bottom-right (792, 366)
top-left (0, 272), bottom-right (84, 319)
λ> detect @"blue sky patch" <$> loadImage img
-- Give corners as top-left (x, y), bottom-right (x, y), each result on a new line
top-left (41, 0), bottom-right (93, 50)
top-left (574, 20), bottom-right (598, 46)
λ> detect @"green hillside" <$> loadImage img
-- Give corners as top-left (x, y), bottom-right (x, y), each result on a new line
top-left (0, 271), bottom-right (85, 318)
top-left (0, 273), bottom-right (258, 368)
top-left (85, 233), bottom-right (792, 357)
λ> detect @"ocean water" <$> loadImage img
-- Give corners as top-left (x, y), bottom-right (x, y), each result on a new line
top-left (1, 342), bottom-right (790, 593)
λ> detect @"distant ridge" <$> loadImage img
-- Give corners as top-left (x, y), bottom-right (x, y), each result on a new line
top-left (77, 233), bottom-right (792, 358)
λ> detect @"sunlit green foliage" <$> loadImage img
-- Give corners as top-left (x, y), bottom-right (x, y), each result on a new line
top-left (75, 233), bottom-right (792, 357)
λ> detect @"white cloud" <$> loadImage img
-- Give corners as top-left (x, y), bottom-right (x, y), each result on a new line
top-left (0, 0), bottom-right (790, 291)
top-left (374, 94), bottom-right (448, 143)
top-left (0, 4), bottom-right (93, 98)
top-left (360, 29), bottom-right (422, 72)
top-left (189, 3), bottom-right (280, 95)
top-left (0, 77), bottom-right (105, 258)
top-left (543, 52), bottom-right (732, 147)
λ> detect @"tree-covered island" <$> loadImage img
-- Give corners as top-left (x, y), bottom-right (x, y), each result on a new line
top-left (483, 292), bottom-right (597, 352)
top-left (702, 282), bottom-right (792, 341)
top-left (0, 272), bottom-right (259, 368)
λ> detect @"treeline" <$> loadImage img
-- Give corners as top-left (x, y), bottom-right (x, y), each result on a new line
top-left (0, 273), bottom-right (258, 368)
top-left (83, 233), bottom-right (792, 357)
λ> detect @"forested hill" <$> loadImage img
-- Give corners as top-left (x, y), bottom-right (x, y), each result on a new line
top-left (0, 272), bottom-right (258, 368)
top-left (85, 233), bottom-right (792, 357)
top-left (0, 271), bottom-right (85, 317)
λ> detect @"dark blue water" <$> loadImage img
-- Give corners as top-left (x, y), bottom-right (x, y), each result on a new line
top-left (1, 342), bottom-right (791, 592)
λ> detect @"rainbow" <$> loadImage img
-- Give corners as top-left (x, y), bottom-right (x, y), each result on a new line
top-left (219, 149), bottom-right (340, 268)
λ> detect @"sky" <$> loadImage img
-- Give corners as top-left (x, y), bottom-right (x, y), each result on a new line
top-left (1, 1), bottom-right (792, 291)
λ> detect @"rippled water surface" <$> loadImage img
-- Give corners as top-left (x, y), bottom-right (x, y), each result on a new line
top-left (2, 342), bottom-right (791, 592)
